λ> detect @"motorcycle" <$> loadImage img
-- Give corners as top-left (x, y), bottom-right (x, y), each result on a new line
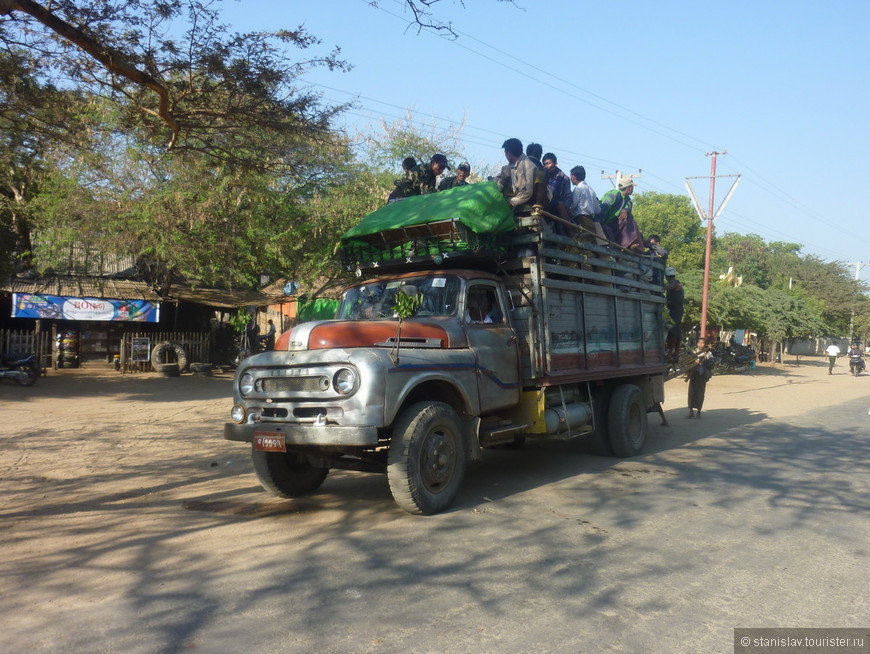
top-left (711, 342), bottom-right (756, 373)
top-left (849, 353), bottom-right (865, 376)
top-left (0, 352), bottom-right (39, 386)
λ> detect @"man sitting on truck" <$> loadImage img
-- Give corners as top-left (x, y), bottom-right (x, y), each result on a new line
top-left (392, 154), bottom-right (450, 198)
top-left (597, 175), bottom-right (645, 252)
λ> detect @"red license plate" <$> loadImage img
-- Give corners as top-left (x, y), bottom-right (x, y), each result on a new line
top-left (253, 432), bottom-right (286, 452)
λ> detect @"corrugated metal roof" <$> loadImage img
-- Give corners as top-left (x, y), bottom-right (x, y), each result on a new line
top-left (5, 276), bottom-right (162, 301)
top-left (4, 277), bottom-right (287, 309)
top-left (167, 285), bottom-right (284, 309)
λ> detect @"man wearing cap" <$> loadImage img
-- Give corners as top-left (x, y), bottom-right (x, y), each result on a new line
top-left (665, 267), bottom-right (685, 362)
top-left (438, 161), bottom-right (472, 191)
top-left (394, 154), bottom-right (450, 198)
top-left (597, 174), bottom-right (644, 251)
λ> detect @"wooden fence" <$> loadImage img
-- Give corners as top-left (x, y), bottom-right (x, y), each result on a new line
top-left (120, 331), bottom-right (211, 373)
top-left (1, 327), bottom-right (211, 374)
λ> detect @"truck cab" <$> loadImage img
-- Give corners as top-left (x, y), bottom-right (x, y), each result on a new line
top-left (225, 269), bottom-right (522, 515)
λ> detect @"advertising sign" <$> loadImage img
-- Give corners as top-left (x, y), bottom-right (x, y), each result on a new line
top-left (12, 294), bottom-right (160, 323)
top-left (131, 337), bottom-right (151, 362)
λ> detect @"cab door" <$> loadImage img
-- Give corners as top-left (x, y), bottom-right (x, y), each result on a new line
top-left (463, 282), bottom-right (521, 412)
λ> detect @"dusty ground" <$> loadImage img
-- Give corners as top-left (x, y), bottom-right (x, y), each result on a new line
top-left (1, 357), bottom-right (868, 653)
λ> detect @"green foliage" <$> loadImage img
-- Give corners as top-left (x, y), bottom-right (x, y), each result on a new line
top-left (394, 289), bottom-right (423, 319)
top-left (228, 308), bottom-right (250, 334)
top-left (362, 112), bottom-right (468, 173)
top-left (633, 192), bottom-right (706, 274)
top-left (0, 1), bottom-right (349, 172)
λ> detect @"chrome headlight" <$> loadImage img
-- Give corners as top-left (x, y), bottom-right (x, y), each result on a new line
top-left (239, 372), bottom-right (255, 396)
top-left (333, 368), bottom-right (358, 395)
top-left (230, 405), bottom-right (246, 423)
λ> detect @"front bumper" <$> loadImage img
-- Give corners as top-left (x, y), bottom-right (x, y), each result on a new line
top-left (224, 422), bottom-right (379, 447)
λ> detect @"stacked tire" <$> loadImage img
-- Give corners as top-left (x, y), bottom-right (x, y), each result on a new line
top-left (56, 330), bottom-right (80, 369)
top-left (151, 341), bottom-right (188, 376)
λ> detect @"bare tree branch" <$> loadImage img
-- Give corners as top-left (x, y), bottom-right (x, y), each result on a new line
top-left (1, 0), bottom-right (180, 146)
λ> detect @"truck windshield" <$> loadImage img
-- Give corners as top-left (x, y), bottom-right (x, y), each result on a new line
top-left (338, 276), bottom-right (462, 320)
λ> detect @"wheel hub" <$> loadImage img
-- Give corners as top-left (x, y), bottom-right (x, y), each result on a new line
top-left (421, 430), bottom-right (455, 490)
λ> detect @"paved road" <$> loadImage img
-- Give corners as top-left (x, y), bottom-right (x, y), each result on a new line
top-left (1, 361), bottom-right (868, 653)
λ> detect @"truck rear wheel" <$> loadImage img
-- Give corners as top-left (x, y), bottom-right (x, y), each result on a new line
top-left (387, 402), bottom-right (466, 515)
top-left (607, 384), bottom-right (648, 457)
top-left (251, 448), bottom-right (329, 498)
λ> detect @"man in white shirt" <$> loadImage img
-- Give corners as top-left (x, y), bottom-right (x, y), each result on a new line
top-left (825, 343), bottom-right (841, 375)
top-left (569, 165), bottom-right (605, 244)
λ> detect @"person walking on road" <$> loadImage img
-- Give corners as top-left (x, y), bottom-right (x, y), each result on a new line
top-left (686, 338), bottom-right (713, 418)
top-left (825, 342), bottom-right (841, 375)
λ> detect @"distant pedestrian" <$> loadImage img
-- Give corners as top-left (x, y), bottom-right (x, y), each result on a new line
top-left (264, 319), bottom-right (276, 351)
top-left (825, 342), bottom-right (841, 374)
top-left (686, 338), bottom-right (713, 418)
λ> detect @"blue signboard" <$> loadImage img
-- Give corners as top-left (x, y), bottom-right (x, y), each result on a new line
top-left (12, 293), bottom-right (160, 323)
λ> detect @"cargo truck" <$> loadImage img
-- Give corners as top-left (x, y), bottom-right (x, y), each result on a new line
top-left (224, 182), bottom-right (667, 514)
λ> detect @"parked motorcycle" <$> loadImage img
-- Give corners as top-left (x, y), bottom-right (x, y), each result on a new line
top-left (711, 342), bottom-right (756, 373)
top-left (0, 353), bottom-right (39, 386)
top-left (849, 352), bottom-right (865, 376)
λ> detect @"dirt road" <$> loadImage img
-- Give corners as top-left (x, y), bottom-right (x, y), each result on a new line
top-left (1, 358), bottom-right (868, 653)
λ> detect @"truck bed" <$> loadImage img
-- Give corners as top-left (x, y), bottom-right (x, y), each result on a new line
top-left (501, 216), bottom-right (667, 387)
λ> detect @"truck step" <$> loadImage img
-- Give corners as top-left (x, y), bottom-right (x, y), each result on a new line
top-left (479, 420), bottom-right (528, 445)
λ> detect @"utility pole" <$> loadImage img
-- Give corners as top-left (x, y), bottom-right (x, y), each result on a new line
top-left (686, 152), bottom-right (741, 342)
top-left (849, 261), bottom-right (869, 341)
top-left (601, 169), bottom-right (642, 188)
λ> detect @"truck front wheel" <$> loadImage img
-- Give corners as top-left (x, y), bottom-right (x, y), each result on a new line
top-left (607, 384), bottom-right (648, 457)
top-left (387, 402), bottom-right (467, 515)
top-left (251, 448), bottom-right (329, 498)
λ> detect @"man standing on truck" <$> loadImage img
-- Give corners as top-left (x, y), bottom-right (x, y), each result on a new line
top-left (496, 138), bottom-right (537, 212)
top-left (542, 153), bottom-right (574, 232)
top-left (665, 267), bottom-right (685, 362)
top-left (569, 165), bottom-right (604, 244)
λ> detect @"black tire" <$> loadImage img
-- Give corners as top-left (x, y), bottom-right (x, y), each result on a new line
top-left (154, 363), bottom-right (180, 377)
top-left (151, 342), bottom-right (189, 372)
top-left (607, 384), bottom-right (648, 457)
top-left (251, 448), bottom-right (329, 498)
top-left (387, 401), bottom-right (466, 515)
top-left (13, 365), bottom-right (37, 386)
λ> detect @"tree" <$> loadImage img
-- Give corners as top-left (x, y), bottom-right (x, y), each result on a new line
top-left (0, 50), bottom-right (92, 276)
top-left (363, 111), bottom-right (469, 173)
top-left (376, 0), bottom-right (518, 37)
top-left (633, 192), bottom-right (706, 274)
top-left (0, 0), bottom-right (347, 170)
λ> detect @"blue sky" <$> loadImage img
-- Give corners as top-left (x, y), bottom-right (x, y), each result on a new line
top-left (223, 0), bottom-right (870, 282)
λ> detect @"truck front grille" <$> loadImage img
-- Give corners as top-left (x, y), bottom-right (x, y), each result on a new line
top-left (261, 376), bottom-right (331, 393)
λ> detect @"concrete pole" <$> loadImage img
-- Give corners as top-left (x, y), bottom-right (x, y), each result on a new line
top-left (699, 152), bottom-right (719, 342)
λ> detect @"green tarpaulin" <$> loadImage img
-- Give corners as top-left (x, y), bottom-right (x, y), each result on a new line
top-left (297, 298), bottom-right (339, 322)
top-left (342, 181), bottom-right (514, 241)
